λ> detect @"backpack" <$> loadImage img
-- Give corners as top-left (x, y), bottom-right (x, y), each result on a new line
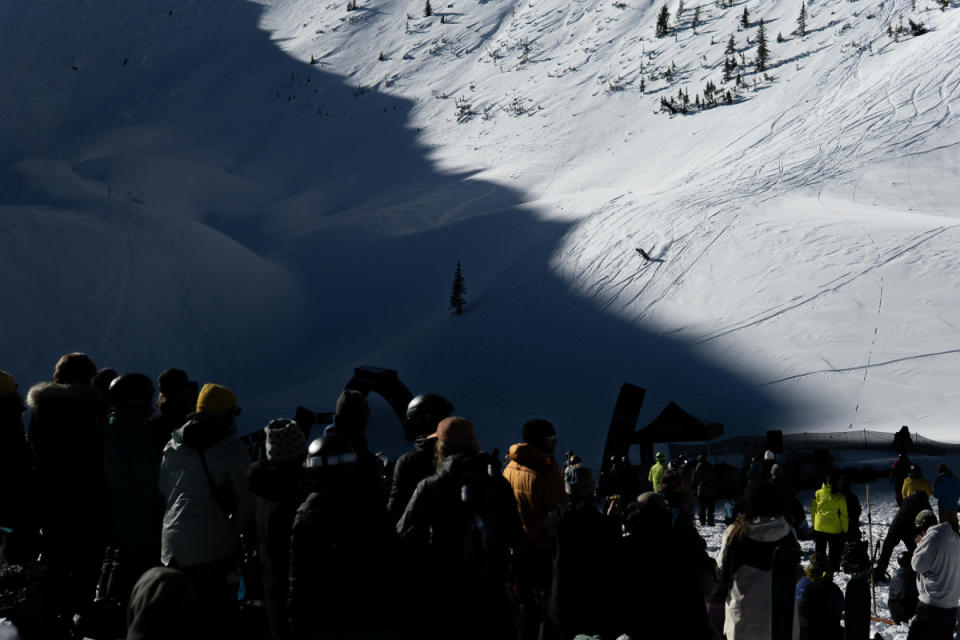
top-left (840, 538), bottom-right (870, 575)
top-left (455, 455), bottom-right (501, 584)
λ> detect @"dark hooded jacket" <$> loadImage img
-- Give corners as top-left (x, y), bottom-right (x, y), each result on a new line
top-left (386, 436), bottom-right (436, 522)
top-left (616, 501), bottom-right (710, 639)
top-left (398, 452), bottom-right (522, 639)
top-left (103, 407), bottom-right (164, 554)
top-left (126, 566), bottom-right (200, 640)
top-left (27, 382), bottom-right (111, 568)
top-left (247, 459), bottom-right (307, 640)
top-left (288, 462), bottom-right (399, 639)
top-left (543, 501), bottom-right (620, 639)
top-left (693, 459), bottom-right (718, 498)
top-left (796, 570), bottom-right (844, 640)
top-left (0, 393), bottom-right (33, 536)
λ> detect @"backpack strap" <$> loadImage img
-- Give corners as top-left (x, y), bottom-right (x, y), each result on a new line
top-left (197, 448), bottom-right (235, 523)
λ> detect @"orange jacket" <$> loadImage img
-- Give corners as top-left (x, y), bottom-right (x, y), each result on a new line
top-left (503, 443), bottom-right (567, 549)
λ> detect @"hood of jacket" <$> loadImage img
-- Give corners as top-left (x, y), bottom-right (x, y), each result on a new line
top-left (508, 442), bottom-right (556, 472)
top-left (178, 414), bottom-right (234, 451)
top-left (745, 516), bottom-right (793, 542)
top-left (248, 458), bottom-right (305, 502)
top-left (27, 381), bottom-right (99, 409)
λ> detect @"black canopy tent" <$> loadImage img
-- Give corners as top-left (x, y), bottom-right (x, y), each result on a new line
top-left (632, 401), bottom-right (724, 468)
top-left (598, 387), bottom-right (723, 491)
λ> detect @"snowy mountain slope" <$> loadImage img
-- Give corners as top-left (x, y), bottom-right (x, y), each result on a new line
top-left (1, 0), bottom-right (958, 461)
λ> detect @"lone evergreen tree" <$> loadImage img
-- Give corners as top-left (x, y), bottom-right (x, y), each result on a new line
top-left (656, 5), bottom-right (671, 37)
top-left (741, 5), bottom-right (750, 28)
top-left (424, 0), bottom-right (432, 17)
top-left (755, 18), bottom-right (769, 72)
top-left (726, 33), bottom-right (737, 54)
top-left (692, 6), bottom-right (701, 31)
top-left (797, 1), bottom-right (807, 36)
top-left (449, 262), bottom-right (467, 316)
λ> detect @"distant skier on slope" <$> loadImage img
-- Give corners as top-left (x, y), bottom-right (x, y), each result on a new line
top-left (636, 247), bottom-right (653, 261)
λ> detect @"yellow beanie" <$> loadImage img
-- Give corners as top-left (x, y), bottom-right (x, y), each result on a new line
top-left (0, 370), bottom-right (16, 397)
top-left (195, 383), bottom-right (238, 415)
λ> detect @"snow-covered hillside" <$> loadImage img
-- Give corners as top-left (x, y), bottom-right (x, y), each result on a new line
top-left (1, 0), bottom-right (958, 461)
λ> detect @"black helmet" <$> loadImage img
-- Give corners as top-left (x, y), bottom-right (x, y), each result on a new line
top-left (405, 393), bottom-right (453, 437)
top-left (109, 373), bottom-right (155, 409)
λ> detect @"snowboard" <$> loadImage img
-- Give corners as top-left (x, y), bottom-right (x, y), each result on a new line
top-left (844, 573), bottom-right (871, 640)
top-left (770, 544), bottom-right (798, 640)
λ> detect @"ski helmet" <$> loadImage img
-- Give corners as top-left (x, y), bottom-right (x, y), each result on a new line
top-left (109, 373), bottom-right (155, 409)
top-left (406, 393), bottom-right (453, 437)
top-left (307, 427), bottom-right (357, 468)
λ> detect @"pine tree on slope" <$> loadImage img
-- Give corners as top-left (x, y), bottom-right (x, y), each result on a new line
top-left (797, 1), bottom-right (807, 36)
top-left (450, 262), bottom-right (467, 316)
top-left (755, 18), bottom-right (769, 72)
top-left (656, 5), bottom-right (671, 37)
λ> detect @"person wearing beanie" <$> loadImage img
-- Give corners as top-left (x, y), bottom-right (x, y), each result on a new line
top-left (398, 417), bottom-right (522, 640)
top-left (891, 452), bottom-right (912, 507)
top-left (27, 353), bottom-right (112, 619)
top-left (617, 493), bottom-right (711, 640)
top-left (902, 464), bottom-right (933, 499)
top-left (837, 474), bottom-right (862, 541)
top-left (387, 393), bottom-right (453, 523)
top-left (712, 480), bottom-right (800, 640)
top-left (102, 373), bottom-right (165, 612)
top-left (543, 463), bottom-right (620, 639)
top-left (933, 464), bottom-right (960, 533)
top-left (795, 552), bottom-right (844, 640)
top-left (811, 473), bottom-right (848, 571)
top-left (759, 449), bottom-right (776, 481)
top-left (909, 509), bottom-right (960, 640)
top-left (326, 389), bottom-right (386, 508)
top-left (873, 490), bottom-right (932, 581)
top-left (147, 368), bottom-right (197, 454)
top-left (246, 419), bottom-right (308, 640)
top-left (158, 382), bottom-right (253, 637)
top-left (0, 370), bottom-right (35, 564)
top-left (660, 464), bottom-right (696, 517)
top-left (770, 464), bottom-right (809, 538)
top-left (503, 418), bottom-right (567, 640)
top-left (887, 550), bottom-right (919, 625)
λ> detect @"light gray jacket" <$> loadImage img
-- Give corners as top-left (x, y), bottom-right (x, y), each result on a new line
top-left (912, 522), bottom-right (960, 608)
top-left (159, 422), bottom-right (253, 567)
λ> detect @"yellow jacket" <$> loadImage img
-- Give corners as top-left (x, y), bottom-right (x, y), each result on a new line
top-left (648, 461), bottom-right (666, 491)
top-left (503, 443), bottom-right (566, 550)
top-left (811, 483), bottom-right (848, 534)
top-left (902, 477), bottom-right (933, 499)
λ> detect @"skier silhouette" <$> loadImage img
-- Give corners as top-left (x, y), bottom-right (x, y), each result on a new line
top-left (636, 247), bottom-right (653, 261)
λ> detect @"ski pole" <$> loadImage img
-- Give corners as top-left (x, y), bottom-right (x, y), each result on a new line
top-left (867, 483), bottom-right (877, 615)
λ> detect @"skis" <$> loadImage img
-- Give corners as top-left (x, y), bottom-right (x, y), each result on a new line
top-left (770, 544), bottom-right (797, 640)
top-left (844, 573), bottom-right (871, 640)
top-left (867, 483), bottom-right (876, 614)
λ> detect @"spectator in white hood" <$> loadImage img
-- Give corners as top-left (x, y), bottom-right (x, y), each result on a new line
top-left (909, 510), bottom-right (960, 640)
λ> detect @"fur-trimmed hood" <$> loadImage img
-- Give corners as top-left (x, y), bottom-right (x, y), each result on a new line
top-left (27, 381), bottom-right (99, 409)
